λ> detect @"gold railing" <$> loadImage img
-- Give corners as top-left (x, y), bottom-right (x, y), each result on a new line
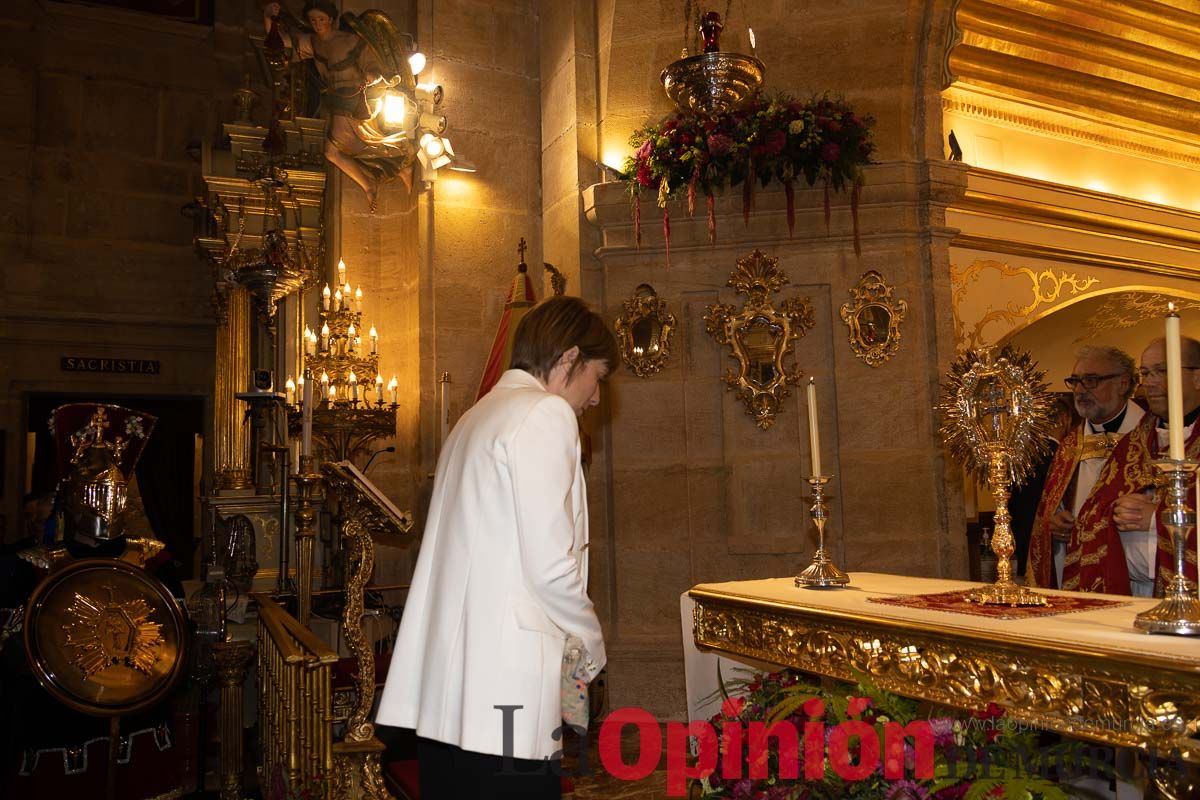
top-left (253, 593), bottom-right (337, 795)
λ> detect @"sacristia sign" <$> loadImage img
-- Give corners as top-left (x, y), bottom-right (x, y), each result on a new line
top-left (61, 357), bottom-right (161, 375)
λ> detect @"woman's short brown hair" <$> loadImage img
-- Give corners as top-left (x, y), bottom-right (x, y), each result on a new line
top-left (510, 296), bottom-right (618, 381)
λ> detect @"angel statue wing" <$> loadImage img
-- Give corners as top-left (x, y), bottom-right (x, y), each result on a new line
top-left (342, 10), bottom-right (418, 93)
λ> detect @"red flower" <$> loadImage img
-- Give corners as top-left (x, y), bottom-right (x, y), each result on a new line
top-left (802, 697), bottom-right (825, 718)
top-left (635, 163), bottom-right (657, 187)
top-left (762, 129), bottom-right (786, 156)
top-left (820, 143), bottom-right (841, 163)
top-left (722, 696), bottom-right (746, 719)
top-left (847, 696), bottom-right (872, 718)
top-left (708, 132), bottom-right (733, 156)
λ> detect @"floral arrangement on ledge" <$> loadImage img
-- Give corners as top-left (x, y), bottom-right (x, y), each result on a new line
top-left (698, 668), bottom-right (1099, 800)
top-left (622, 94), bottom-right (875, 262)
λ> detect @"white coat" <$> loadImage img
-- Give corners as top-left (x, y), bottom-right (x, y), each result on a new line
top-left (376, 369), bottom-right (605, 761)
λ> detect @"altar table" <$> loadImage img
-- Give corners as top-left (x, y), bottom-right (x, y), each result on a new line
top-left (688, 573), bottom-right (1200, 763)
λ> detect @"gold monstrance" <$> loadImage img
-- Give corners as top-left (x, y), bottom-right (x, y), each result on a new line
top-left (939, 347), bottom-right (1055, 606)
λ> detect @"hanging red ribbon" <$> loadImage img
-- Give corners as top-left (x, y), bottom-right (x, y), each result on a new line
top-left (823, 180), bottom-right (831, 234)
top-left (784, 179), bottom-right (795, 238)
top-left (706, 191), bottom-right (716, 245)
top-left (663, 208), bottom-right (671, 267)
top-left (633, 192), bottom-right (642, 248)
top-left (687, 166), bottom-right (698, 217)
top-left (851, 179), bottom-right (862, 257)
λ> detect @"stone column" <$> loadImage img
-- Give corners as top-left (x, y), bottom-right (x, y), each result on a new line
top-left (211, 639), bottom-right (256, 800)
top-left (215, 284), bottom-right (253, 491)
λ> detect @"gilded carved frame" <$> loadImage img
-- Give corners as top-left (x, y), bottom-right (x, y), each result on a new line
top-left (704, 250), bottom-right (816, 430)
top-left (614, 284), bottom-right (676, 378)
top-left (839, 270), bottom-right (907, 367)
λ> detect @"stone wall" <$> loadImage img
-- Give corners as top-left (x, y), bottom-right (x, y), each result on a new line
top-left (0, 0), bottom-right (254, 541)
top-left (542, 0), bottom-right (967, 716)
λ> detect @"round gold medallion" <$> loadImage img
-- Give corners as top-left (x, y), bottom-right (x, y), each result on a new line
top-left (24, 558), bottom-right (187, 716)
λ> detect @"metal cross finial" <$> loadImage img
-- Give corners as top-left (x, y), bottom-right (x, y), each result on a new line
top-left (517, 237), bottom-right (527, 263)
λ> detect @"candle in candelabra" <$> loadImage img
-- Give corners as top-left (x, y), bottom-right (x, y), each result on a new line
top-left (343, 282), bottom-right (352, 301)
top-left (337, 258), bottom-right (346, 286)
top-left (323, 284), bottom-right (331, 311)
top-left (321, 322), bottom-right (331, 352)
top-left (355, 286), bottom-right (363, 312)
top-left (349, 370), bottom-right (358, 401)
top-left (806, 377), bottom-right (822, 476)
top-left (1167, 303), bottom-right (1185, 460)
top-left (369, 325), bottom-right (378, 354)
top-left (749, 27), bottom-right (756, 56)
top-left (328, 384), bottom-right (337, 404)
top-left (285, 376), bottom-right (296, 405)
top-left (320, 370), bottom-right (329, 392)
top-left (347, 324), bottom-right (357, 353)
top-left (304, 326), bottom-right (316, 356)
top-left (388, 375), bottom-right (398, 405)
top-left (375, 373), bottom-right (383, 404)
top-left (301, 371), bottom-right (313, 456)
top-left (334, 288), bottom-right (343, 311)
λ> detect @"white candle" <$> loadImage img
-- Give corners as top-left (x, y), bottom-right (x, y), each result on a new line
top-left (355, 286), bottom-right (363, 312)
top-left (806, 377), bottom-right (822, 476)
top-left (337, 258), bottom-right (346, 286)
top-left (334, 288), bottom-right (343, 311)
top-left (388, 375), bottom-right (398, 405)
top-left (375, 374), bottom-right (384, 404)
top-left (320, 370), bottom-right (329, 392)
top-left (321, 323), bottom-right (331, 352)
top-left (369, 325), bottom-right (378, 354)
top-left (1166, 304), bottom-right (1185, 460)
top-left (322, 284), bottom-right (331, 311)
top-left (328, 384), bottom-right (337, 404)
top-left (347, 324), bottom-right (357, 353)
top-left (304, 327), bottom-right (315, 356)
top-left (285, 376), bottom-right (296, 405)
top-left (349, 371), bottom-right (358, 401)
top-left (301, 372), bottom-right (313, 456)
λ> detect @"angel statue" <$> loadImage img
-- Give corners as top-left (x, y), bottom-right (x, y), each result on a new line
top-left (263, 0), bottom-right (418, 210)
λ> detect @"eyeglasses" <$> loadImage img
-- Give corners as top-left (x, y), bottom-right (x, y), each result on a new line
top-left (1137, 366), bottom-right (1200, 381)
top-left (1064, 373), bottom-right (1123, 390)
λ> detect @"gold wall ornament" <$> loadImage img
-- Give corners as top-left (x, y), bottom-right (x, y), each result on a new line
top-left (937, 346), bottom-right (1054, 606)
top-left (949, 259), bottom-right (1098, 351)
top-left (615, 284), bottom-right (677, 378)
top-left (24, 559), bottom-right (186, 716)
top-left (704, 250), bottom-right (815, 430)
top-left (1081, 291), bottom-right (1200, 341)
top-left (839, 270), bottom-right (907, 367)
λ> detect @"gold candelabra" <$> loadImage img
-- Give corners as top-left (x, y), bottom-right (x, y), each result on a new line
top-left (795, 475), bottom-right (849, 588)
top-left (286, 261), bottom-right (398, 462)
top-left (1135, 459), bottom-right (1200, 635)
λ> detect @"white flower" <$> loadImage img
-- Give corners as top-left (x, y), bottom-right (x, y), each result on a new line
top-left (788, 119), bottom-right (806, 135)
top-left (126, 416), bottom-right (145, 438)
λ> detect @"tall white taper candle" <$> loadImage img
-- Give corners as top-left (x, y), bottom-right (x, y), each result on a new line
top-left (1166, 304), bottom-right (1185, 460)
top-left (806, 377), bottom-right (822, 476)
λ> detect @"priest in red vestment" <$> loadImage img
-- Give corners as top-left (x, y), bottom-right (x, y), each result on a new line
top-left (1108, 337), bottom-right (1200, 596)
top-left (1027, 345), bottom-right (1146, 594)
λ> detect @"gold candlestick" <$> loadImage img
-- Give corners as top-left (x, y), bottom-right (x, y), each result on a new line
top-left (292, 454), bottom-right (321, 627)
top-left (964, 449), bottom-right (1048, 606)
top-left (1135, 459), bottom-right (1200, 635)
top-left (795, 475), bottom-right (849, 588)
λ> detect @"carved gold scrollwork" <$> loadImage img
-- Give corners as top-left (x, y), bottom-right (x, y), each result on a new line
top-left (1081, 292), bottom-right (1200, 342)
top-left (691, 597), bottom-right (1200, 764)
top-left (615, 284), bottom-right (676, 378)
top-left (949, 259), bottom-right (1099, 351)
top-left (839, 270), bottom-right (907, 367)
top-left (704, 250), bottom-right (816, 430)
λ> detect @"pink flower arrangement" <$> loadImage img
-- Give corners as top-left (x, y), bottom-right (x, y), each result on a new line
top-left (622, 92), bottom-right (875, 261)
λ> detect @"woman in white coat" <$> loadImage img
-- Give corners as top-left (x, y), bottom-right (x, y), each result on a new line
top-left (377, 296), bottom-right (617, 799)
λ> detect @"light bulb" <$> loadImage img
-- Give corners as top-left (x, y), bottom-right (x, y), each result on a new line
top-left (408, 51), bottom-right (426, 75)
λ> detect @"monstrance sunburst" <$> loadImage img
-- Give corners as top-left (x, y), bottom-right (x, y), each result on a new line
top-left (64, 586), bottom-right (165, 679)
top-left (938, 345), bottom-right (1055, 606)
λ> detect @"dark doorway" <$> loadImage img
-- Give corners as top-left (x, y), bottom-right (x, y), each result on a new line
top-left (26, 392), bottom-right (205, 579)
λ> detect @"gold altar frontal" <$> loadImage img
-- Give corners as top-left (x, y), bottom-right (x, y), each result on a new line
top-left (690, 573), bottom-right (1200, 763)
